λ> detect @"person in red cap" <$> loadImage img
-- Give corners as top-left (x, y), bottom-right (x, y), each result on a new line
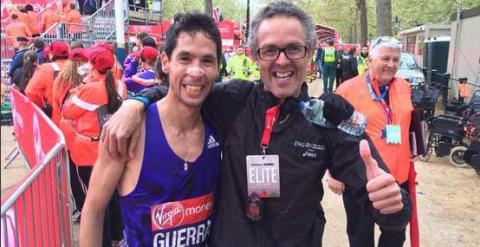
top-left (52, 48), bottom-right (88, 125)
top-left (25, 40), bottom-right (69, 116)
top-left (124, 46), bottom-right (159, 94)
top-left (61, 47), bottom-right (126, 245)
top-left (52, 47), bottom-right (89, 223)
top-left (96, 42), bottom-right (125, 84)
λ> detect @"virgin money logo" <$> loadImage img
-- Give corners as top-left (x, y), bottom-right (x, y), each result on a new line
top-left (152, 202), bottom-right (185, 230)
top-left (151, 193), bottom-right (214, 231)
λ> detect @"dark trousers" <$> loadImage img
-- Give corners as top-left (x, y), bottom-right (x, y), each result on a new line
top-left (342, 182), bottom-right (409, 247)
top-left (69, 156), bottom-right (124, 245)
top-left (335, 67), bottom-right (342, 89)
top-left (323, 63), bottom-right (336, 93)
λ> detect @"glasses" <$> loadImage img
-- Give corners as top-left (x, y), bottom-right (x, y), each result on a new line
top-left (371, 36), bottom-right (400, 50)
top-left (257, 45), bottom-right (308, 61)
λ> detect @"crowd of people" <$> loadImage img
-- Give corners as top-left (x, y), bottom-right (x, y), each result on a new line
top-left (4, 1), bottom-right (419, 246)
top-left (4, 1), bottom-right (86, 47)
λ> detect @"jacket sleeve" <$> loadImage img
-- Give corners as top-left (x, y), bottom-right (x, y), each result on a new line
top-left (62, 86), bottom-right (98, 120)
top-left (136, 80), bottom-right (255, 140)
top-left (351, 57), bottom-right (358, 76)
top-left (327, 132), bottom-right (412, 231)
top-left (25, 67), bottom-right (47, 107)
top-left (200, 80), bottom-right (256, 140)
top-left (123, 54), bottom-right (138, 78)
top-left (9, 54), bottom-right (22, 78)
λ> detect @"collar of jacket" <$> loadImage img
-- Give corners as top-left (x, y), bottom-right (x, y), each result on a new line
top-left (256, 81), bottom-right (309, 132)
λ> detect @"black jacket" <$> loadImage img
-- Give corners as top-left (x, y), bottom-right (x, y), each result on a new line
top-left (138, 80), bottom-right (411, 246)
top-left (340, 54), bottom-right (359, 81)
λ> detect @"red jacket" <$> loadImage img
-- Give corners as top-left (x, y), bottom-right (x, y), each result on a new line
top-left (25, 60), bottom-right (66, 108)
top-left (61, 75), bottom-right (126, 166)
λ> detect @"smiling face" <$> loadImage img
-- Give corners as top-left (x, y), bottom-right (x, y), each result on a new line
top-left (368, 46), bottom-right (400, 85)
top-left (161, 31), bottom-right (219, 107)
top-left (254, 16), bottom-right (313, 100)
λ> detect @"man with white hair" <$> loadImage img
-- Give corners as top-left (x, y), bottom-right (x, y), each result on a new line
top-left (330, 36), bottom-right (415, 247)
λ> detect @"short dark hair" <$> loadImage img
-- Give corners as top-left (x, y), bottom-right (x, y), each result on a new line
top-left (136, 32), bottom-right (149, 41)
top-left (327, 40), bottom-right (334, 46)
top-left (248, 1), bottom-right (315, 58)
top-left (141, 37), bottom-right (157, 48)
top-left (11, 14), bottom-right (18, 20)
top-left (33, 37), bottom-right (45, 49)
top-left (70, 3), bottom-right (76, 10)
top-left (163, 11), bottom-right (222, 63)
top-left (25, 4), bottom-right (34, 11)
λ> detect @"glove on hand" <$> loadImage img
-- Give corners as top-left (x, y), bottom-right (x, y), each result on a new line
top-left (320, 93), bottom-right (354, 126)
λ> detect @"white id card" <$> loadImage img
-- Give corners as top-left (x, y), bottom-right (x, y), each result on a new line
top-left (386, 124), bottom-right (401, 144)
top-left (246, 155), bottom-right (280, 198)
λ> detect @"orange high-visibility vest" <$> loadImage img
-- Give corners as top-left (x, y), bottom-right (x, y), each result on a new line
top-left (336, 74), bottom-right (413, 183)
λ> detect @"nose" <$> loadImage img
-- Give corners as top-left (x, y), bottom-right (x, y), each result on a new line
top-left (186, 66), bottom-right (205, 78)
top-left (274, 50), bottom-right (289, 65)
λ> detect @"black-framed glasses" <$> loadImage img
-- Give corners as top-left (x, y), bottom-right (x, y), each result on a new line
top-left (257, 45), bottom-right (308, 61)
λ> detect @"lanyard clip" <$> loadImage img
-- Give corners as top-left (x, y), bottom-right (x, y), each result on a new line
top-left (260, 144), bottom-right (267, 156)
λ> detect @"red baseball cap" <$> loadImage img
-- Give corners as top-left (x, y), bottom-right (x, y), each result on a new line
top-left (140, 46), bottom-right (158, 61)
top-left (86, 47), bottom-right (114, 73)
top-left (49, 40), bottom-right (69, 57)
top-left (69, 48), bottom-right (88, 62)
top-left (95, 42), bottom-right (114, 54)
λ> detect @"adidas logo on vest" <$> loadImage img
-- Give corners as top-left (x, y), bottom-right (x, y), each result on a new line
top-left (207, 135), bottom-right (219, 149)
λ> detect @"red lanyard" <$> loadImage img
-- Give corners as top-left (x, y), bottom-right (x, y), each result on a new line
top-left (260, 105), bottom-right (281, 154)
top-left (378, 99), bottom-right (393, 124)
top-left (366, 73), bottom-right (392, 124)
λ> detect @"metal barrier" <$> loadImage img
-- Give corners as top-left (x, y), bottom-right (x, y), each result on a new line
top-left (1, 88), bottom-right (73, 247)
top-left (1, 34), bottom-right (16, 60)
top-left (85, 0), bottom-right (116, 41)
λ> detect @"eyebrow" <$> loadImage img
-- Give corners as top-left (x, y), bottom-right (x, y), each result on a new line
top-left (261, 42), bottom-right (305, 48)
top-left (176, 51), bottom-right (217, 60)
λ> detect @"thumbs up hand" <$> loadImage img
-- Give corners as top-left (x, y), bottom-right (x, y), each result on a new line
top-left (359, 140), bottom-right (404, 214)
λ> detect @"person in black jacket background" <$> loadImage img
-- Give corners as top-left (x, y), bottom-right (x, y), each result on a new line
top-left (339, 47), bottom-right (359, 82)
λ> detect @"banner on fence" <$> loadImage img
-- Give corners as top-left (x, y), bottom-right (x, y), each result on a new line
top-left (1, 87), bottom-right (72, 247)
top-left (10, 88), bottom-right (61, 168)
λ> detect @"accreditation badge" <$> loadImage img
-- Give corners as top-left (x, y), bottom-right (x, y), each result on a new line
top-left (386, 124), bottom-right (401, 144)
top-left (246, 155), bottom-right (280, 198)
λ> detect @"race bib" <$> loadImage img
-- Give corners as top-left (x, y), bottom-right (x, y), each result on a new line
top-left (246, 155), bottom-right (280, 198)
top-left (386, 124), bottom-right (401, 144)
top-left (150, 193), bottom-right (214, 246)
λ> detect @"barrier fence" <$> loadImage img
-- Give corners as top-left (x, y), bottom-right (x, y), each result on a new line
top-left (1, 88), bottom-right (73, 247)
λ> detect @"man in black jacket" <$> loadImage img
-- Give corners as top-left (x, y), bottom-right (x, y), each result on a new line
top-left (340, 47), bottom-right (359, 82)
top-left (101, 2), bottom-right (411, 246)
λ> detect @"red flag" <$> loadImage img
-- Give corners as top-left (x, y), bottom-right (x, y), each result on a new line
top-left (408, 161), bottom-right (420, 247)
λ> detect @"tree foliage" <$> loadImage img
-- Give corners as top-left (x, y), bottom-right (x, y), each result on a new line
top-left (160, 0), bottom-right (480, 44)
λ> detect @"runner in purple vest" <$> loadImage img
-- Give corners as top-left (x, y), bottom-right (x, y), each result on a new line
top-left (79, 12), bottom-right (223, 247)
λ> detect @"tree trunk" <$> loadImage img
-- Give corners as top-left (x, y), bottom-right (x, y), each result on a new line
top-left (204, 0), bottom-right (213, 16)
top-left (356, 0), bottom-right (368, 45)
top-left (375, 0), bottom-right (392, 37)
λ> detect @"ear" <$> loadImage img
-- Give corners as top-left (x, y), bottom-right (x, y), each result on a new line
top-left (160, 52), bottom-right (169, 74)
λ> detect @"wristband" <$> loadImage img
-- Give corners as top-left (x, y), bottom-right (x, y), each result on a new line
top-left (130, 95), bottom-right (150, 110)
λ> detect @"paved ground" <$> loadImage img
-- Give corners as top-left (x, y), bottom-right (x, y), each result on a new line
top-left (1, 78), bottom-right (479, 246)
